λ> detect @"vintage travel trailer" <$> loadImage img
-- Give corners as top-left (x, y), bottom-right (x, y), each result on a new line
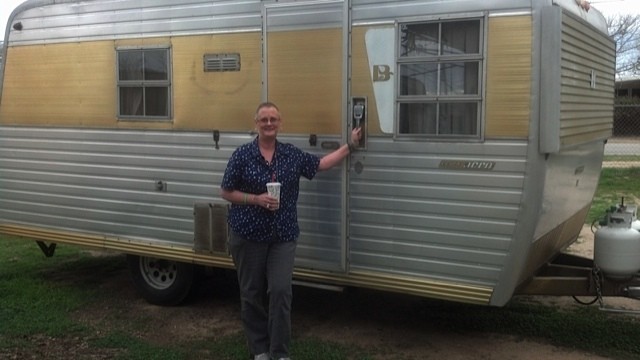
top-left (0, 0), bottom-right (624, 307)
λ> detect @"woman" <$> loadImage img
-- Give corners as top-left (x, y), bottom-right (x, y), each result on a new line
top-left (220, 102), bottom-right (361, 360)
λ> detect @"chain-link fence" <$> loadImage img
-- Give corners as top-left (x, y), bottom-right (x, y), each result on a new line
top-left (604, 102), bottom-right (640, 168)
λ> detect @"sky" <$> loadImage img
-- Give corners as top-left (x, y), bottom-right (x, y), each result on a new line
top-left (1, 0), bottom-right (24, 35)
top-left (0, 0), bottom-right (638, 36)
top-left (591, 0), bottom-right (640, 16)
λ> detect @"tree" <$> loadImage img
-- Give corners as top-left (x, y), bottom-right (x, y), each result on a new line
top-left (607, 14), bottom-right (640, 77)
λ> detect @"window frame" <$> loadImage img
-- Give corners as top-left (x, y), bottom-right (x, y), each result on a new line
top-left (116, 45), bottom-right (173, 121)
top-left (395, 17), bottom-right (485, 140)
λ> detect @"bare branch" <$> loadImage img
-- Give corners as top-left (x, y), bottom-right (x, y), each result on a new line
top-left (607, 14), bottom-right (640, 76)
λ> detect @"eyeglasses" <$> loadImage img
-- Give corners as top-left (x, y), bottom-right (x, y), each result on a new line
top-left (257, 117), bottom-right (280, 125)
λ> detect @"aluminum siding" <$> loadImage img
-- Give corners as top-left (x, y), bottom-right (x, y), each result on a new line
top-left (8, 1), bottom-right (264, 44)
top-left (6, 0), bottom-right (538, 46)
top-left (5, 1), bottom-right (609, 46)
top-left (558, 11), bottom-right (615, 148)
top-left (0, 124), bottom-right (528, 287)
top-left (0, 127), bottom-right (222, 245)
top-left (348, 140), bottom-right (527, 286)
top-left (0, 127), bottom-right (345, 270)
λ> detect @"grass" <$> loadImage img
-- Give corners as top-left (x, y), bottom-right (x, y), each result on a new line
top-left (3, 242), bottom-right (640, 359)
top-left (90, 332), bottom-right (186, 360)
top-left (604, 155), bottom-right (640, 162)
top-left (0, 240), bottom-right (90, 340)
top-left (587, 167), bottom-right (640, 224)
top-left (0, 236), bottom-right (367, 359)
top-left (402, 300), bottom-right (640, 359)
top-left (2, 168), bottom-right (640, 359)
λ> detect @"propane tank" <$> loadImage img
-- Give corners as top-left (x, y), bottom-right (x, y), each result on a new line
top-left (594, 210), bottom-right (640, 279)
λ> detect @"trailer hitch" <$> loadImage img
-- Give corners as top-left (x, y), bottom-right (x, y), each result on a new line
top-left (517, 253), bottom-right (640, 313)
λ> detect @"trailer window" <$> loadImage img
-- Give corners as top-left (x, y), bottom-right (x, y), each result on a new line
top-left (397, 19), bottom-right (482, 137)
top-left (117, 48), bottom-right (171, 119)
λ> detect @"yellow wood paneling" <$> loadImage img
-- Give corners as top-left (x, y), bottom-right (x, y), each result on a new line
top-left (267, 26), bottom-right (383, 135)
top-left (1, 42), bottom-right (117, 126)
top-left (1, 27), bottom-right (386, 134)
top-left (267, 29), bottom-right (342, 134)
top-left (351, 26), bottom-right (382, 134)
top-left (485, 16), bottom-right (532, 139)
top-left (114, 37), bottom-right (172, 47)
top-left (171, 33), bottom-right (262, 131)
top-left (1, 33), bottom-right (264, 130)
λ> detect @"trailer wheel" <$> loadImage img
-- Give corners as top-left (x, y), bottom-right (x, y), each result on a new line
top-left (126, 254), bottom-right (196, 306)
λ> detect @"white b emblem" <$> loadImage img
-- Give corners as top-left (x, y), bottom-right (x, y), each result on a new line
top-left (373, 65), bottom-right (393, 82)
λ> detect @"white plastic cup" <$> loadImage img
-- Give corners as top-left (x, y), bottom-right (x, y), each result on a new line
top-left (266, 182), bottom-right (281, 202)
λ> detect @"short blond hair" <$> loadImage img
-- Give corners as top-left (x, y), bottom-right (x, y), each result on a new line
top-left (254, 102), bottom-right (280, 120)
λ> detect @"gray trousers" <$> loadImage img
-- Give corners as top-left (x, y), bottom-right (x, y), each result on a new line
top-left (229, 230), bottom-right (297, 359)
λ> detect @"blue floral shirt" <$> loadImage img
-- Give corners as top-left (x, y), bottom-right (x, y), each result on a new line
top-left (221, 137), bottom-right (321, 243)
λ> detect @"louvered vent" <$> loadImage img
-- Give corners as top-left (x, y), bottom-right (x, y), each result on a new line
top-left (203, 53), bottom-right (240, 72)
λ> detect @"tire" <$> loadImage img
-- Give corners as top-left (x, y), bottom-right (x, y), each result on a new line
top-left (126, 254), bottom-right (196, 306)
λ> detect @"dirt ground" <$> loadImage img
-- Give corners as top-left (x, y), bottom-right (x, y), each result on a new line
top-left (14, 225), bottom-right (640, 360)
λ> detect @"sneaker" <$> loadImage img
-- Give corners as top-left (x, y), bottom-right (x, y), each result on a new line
top-left (254, 353), bottom-right (270, 360)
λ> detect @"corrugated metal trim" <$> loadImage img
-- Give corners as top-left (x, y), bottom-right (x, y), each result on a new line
top-left (5, 0), bottom-right (609, 48)
top-left (539, 6), bottom-right (614, 153)
top-left (294, 269), bottom-right (493, 305)
top-left (0, 223), bottom-right (493, 305)
top-left (0, 223), bottom-right (235, 267)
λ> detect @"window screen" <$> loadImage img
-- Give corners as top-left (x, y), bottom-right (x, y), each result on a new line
top-left (398, 19), bottom-right (483, 137)
top-left (117, 48), bottom-right (171, 119)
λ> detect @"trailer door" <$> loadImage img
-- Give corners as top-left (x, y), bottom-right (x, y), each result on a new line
top-left (263, 1), bottom-right (349, 272)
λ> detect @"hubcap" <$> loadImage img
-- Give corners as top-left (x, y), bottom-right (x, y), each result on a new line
top-left (139, 257), bottom-right (178, 290)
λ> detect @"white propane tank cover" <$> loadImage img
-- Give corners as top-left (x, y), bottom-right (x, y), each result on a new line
top-left (594, 211), bottom-right (640, 279)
